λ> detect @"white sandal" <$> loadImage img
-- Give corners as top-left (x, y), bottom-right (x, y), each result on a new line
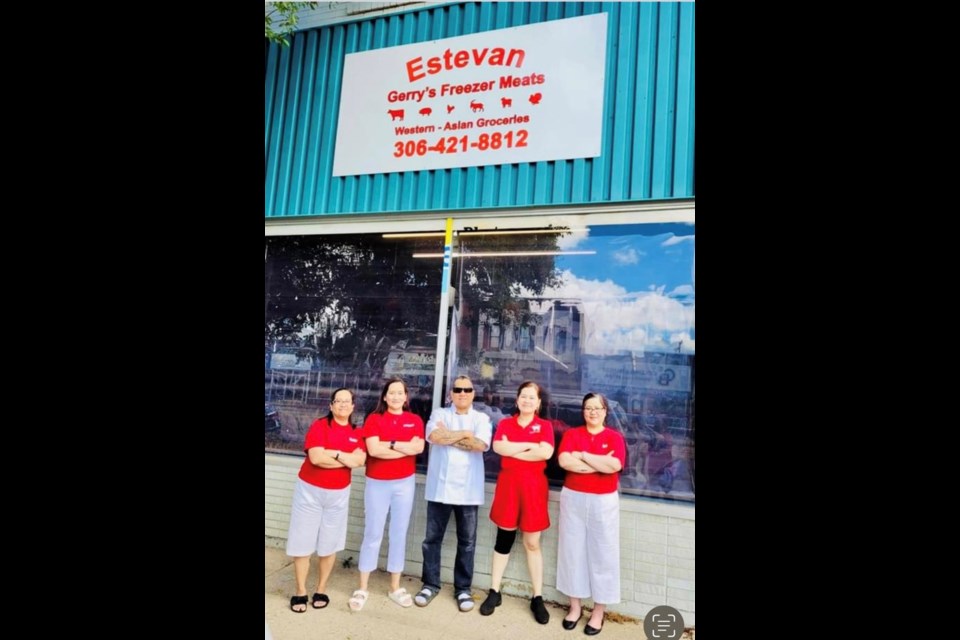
top-left (348, 589), bottom-right (369, 612)
top-left (388, 587), bottom-right (413, 608)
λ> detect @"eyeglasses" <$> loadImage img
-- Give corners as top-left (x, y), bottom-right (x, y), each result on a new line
top-left (332, 400), bottom-right (353, 405)
top-left (452, 387), bottom-right (474, 393)
top-left (584, 407), bottom-right (606, 413)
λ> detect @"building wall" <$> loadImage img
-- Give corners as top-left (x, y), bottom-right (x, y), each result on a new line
top-left (265, 1), bottom-right (695, 216)
top-left (265, 451), bottom-right (695, 625)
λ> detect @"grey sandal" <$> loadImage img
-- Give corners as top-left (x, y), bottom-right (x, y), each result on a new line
top-left (414, 587), bottom-right (438, 607)
top-left (457, 592), bottom-right (475, 612)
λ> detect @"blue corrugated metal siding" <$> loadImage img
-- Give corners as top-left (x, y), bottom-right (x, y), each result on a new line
top-left (265, 1), bottom-right (695, 217)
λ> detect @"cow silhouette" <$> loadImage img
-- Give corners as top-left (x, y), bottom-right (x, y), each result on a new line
top-left (469, 100), bottom-right (484, 112)
top-left (446, 104), bottom-right (455, 114)
top-left (529, 93), bottom-right (542, 105)
top-left (419, 107), bottom-right (432, 116)
top-left (388, 109), bottom-right (404, 121)
top-left (501, 97), bottom-right (512, 108)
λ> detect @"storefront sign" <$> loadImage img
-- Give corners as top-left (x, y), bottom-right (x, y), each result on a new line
top-left (269, 352), bottom-right (313, 371)
top-left (332, 12), bottom-right (607, 177)
top-left (384, 350), bottom-right (436, 376)
top-left (584, 359), bottom-right (693, 393)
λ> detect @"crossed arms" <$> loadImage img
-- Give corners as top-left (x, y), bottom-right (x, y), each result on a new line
top-left (558, 450), bottom-right (622, 474)
top-left (429, 420), bottom-right (488, 452)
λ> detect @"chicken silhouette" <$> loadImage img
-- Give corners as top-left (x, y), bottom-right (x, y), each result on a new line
top-left (529, 92), bottom-right (542, 105)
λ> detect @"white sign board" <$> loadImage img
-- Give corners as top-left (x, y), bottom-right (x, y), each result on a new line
top-left (332, 13), bottom-right (608, 177)
top-left (384, 350), bottom-right (436, 376)
top-left (584, 358), bottom-right (692, 393)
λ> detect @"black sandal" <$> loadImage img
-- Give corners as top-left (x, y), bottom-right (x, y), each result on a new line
top-left (312, 593), bottom-right (330, 609)
top-left (290, 595), bottom-right (308, 613)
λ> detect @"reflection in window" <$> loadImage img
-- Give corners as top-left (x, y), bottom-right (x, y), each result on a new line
top-left (451, 223), bottom-right (695, 502)
top-left (264, 234), bottom-right (442, 461)
top-left (264, 220), bottom-right (695, 503)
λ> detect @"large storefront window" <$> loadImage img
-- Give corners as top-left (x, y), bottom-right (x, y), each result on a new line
top-left (448, 222), bottom-right (694, 502)
top-left (264, 232), bottom-right (443, 471)
top-left (265, 213), bottom-right (694, 502)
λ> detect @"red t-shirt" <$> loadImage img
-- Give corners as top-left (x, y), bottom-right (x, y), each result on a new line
top-left (558, 426), bottom-right (626, 494)
top-left (298, 417), bottom-right (367, 490)
top-left (495, 415), bottom-right (555, 473)
top-left (363, 411), bottom-right (425, 480)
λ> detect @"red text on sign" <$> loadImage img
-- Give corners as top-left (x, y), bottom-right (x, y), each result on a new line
top-left (407, 47), bottom-right (526, 82)
top-left (392, 130), bottom-right (529, 157)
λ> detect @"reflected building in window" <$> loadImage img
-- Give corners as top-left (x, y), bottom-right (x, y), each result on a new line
top-left (459, 298), bottom-right (585, 396)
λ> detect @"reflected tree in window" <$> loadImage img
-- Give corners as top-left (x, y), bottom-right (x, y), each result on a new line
top-left (265, 235), bottom-right (442, 370)
top-left (264, 235), bottom-right (444, 450)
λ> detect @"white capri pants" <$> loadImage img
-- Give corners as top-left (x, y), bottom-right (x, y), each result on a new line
top-left (556, 487), bottom-right (621, 604)
top-left (286, 479), bottom-right (351, 557)
top-left (359, 475), bottom-right (416, 573)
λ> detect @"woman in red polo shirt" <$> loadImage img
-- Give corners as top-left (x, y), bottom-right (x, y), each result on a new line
top-left (479, 380), bottom-right (555, 625)
top-left (286, 388), bottom-right (367, 613)
top-left (349, 377), bottom-right (425, 612)
top-left (556, 392), bottom-right (626, 635)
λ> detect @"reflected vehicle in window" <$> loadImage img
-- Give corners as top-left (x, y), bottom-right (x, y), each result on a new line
top-left (382, 335), bottom-right (436, 427)
top-left (383, 340), bottom-right (436, 378)
top-left (542, 394), bottom-right (631, 483)
top-left (546, 394), bottom-right (629, 432)
top-left (471, 401), bottom-right (506, 426)
top-left (264, 402), bottom-right (281, 433)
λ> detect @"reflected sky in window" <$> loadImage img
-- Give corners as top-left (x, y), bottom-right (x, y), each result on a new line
top-left (522, 223), bottom-right (694, 356)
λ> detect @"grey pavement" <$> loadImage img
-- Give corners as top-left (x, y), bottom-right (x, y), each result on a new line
top-left (266, 546), bottom-right (693, 640)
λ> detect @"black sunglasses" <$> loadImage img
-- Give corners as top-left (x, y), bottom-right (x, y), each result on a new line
top-left (452, 387), bottom-right (474, 393)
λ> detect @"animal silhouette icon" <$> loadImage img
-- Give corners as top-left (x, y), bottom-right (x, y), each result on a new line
top-left (529, 93), bottom-right (542, 105)
top-left (388, 109), bottom-right (405, 121)
top-left (419, 107), bottom-right (432, 116)
top-left (446, 104), bottom-right (455, 114)
top-left (501, 97), bottom-right (512, 108)
top-left (469, 100), bottom-right (484, 112)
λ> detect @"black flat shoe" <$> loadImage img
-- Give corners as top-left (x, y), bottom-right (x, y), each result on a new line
top-left (562, 613), bottom-right (581, 630)
top-left (531, 595), bottom-right (550, 624)
top-left (584, 623), bottom-right (603, 636)
top-left (479, 589), bottom-right (501, 616)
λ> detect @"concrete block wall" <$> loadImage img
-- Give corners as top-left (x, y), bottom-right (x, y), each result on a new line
top-left (266, 452), bottom-right (695, 625)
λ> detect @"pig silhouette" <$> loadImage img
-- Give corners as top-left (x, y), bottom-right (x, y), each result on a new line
top-left (419, 107), bottom-right (432, 116)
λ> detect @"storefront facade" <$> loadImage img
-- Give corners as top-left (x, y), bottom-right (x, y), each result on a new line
top-left (265, 1), bottom-right (694, 624)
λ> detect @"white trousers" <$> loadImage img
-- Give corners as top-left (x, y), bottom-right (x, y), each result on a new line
top-left (285, 479), bottom-right (351, 557)
top-left (556, 487), bottom-right (621, 604)
top-left (359, 475), bottom-right (416, 573)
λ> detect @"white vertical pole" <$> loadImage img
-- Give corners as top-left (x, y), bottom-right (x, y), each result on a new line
top-left (431, 218), bottom-right (454, 412)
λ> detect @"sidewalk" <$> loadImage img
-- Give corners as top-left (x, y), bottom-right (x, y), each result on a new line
top-left (266, 546), bottom-right (692, 640)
